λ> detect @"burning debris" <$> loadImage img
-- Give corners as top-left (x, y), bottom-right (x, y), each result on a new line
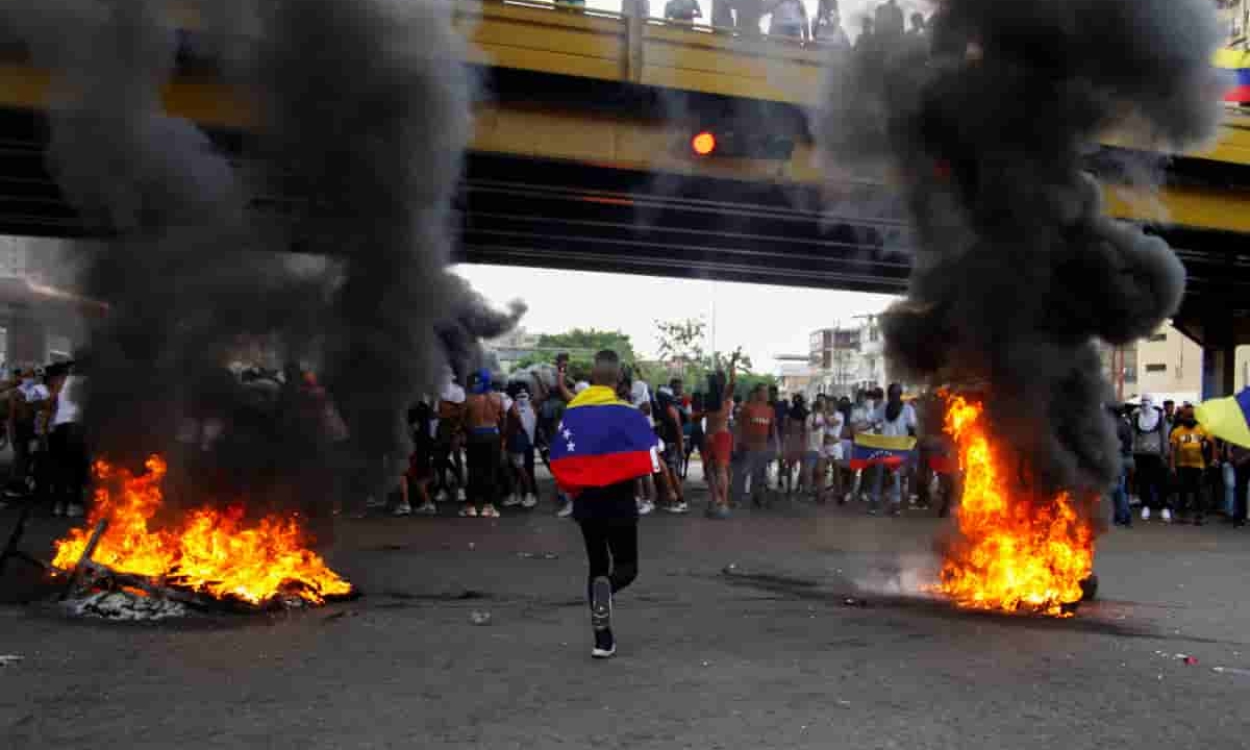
top-left (816, 1), bottom-right (1227, 614)
top-left (53, 456), bottom-right (354, 611)
top-left (938, 395), bottom-right (1093, 616)
top-left (4, 0), bottom-right (518, 524)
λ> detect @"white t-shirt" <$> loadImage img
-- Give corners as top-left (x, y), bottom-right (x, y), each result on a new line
top-left (806, 412), bottom-right (826, 453)
top-left (826, 410), bottom-right (846, 441)
top-left (52, 375), bottom-right (84, 426)
top-left (631, 381), bottom-right (651, 409)
top-left (850, 404), bottom-right (873, 434)
top-left (439, 382), bottom-right (466, 405)
top-left (771, 0), bottom-right (804, 26)
top-left (875, 403), bottom-right (917, 438)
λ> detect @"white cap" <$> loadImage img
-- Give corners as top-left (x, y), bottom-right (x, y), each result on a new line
top-left (575, 381), bottom-right (591, 394)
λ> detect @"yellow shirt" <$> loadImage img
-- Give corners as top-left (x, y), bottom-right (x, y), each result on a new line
top-left (1170, 424), bottom-right (1209, 469)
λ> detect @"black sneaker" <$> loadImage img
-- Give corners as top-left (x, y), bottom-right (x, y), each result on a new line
top-left (591, 576), bottom-right (612, 632)
top-left (592, 627), bottom-right (616, 659)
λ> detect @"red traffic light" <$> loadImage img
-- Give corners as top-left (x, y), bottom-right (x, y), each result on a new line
top-left (691, 131), bottom-right (716, 156)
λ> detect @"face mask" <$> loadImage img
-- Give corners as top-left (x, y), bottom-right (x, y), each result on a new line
top-left (1183, 417), bottom-right (1197, 428)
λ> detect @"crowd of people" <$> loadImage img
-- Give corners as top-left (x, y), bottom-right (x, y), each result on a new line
top-left (1111, 394), bottom-right (1249, 528)
top-left (0, 361), bottom-right (88, 518)
top-left (393, 351), bottom-right (959, 521)
top-left (552, 0), bottom-right (923, 49)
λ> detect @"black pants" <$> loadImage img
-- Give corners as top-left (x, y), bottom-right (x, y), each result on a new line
top-left (11, 422), bottom-right (34, 485)
top-left (49, 423), bottom-right (88, 507)
top-left (1135, 453), bottom-right (1169, 510)
top-left (1176, 466), bottom-right (1204, 520)
top-left (1234, 464), bottom-right (1250, 525)
top-left (465, 434), bottom-right (499, 509)
top-left (578, 519), bottom-right (638, 607)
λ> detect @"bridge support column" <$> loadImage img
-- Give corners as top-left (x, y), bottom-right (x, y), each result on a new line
top-left (1201, 305), bottom-right (1237, 400)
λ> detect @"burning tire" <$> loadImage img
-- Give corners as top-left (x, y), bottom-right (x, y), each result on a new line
top-left (1079, 574), bottom-right (1098, 602)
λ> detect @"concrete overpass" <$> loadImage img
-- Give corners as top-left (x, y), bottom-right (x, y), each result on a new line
top-left (1, 0), bottom-right (1250, 389)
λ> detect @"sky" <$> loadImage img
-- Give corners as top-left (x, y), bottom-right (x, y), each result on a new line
top-left (454, 264), bottom-right (897, 372)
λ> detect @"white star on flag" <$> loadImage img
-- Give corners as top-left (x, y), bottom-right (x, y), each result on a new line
top-left (563, 429), bottom-right (572, 440)
top-left (566, 441), bottom-right (576, 452)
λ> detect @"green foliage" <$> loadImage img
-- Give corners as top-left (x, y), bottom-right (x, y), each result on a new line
top-left (536, 328), bottom-right (636, 362)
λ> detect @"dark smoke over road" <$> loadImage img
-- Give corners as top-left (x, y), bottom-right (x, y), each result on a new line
top-left (816, 0), bottom-right (1227, 493)
top-left (6, 0), bottom-right (521, 505)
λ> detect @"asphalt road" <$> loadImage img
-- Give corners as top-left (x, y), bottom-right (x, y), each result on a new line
top-left (2, 475), bottom-right (1249, 749)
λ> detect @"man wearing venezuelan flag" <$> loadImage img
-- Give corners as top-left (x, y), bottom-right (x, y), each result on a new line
top-left (549, 349), bottom-right (659, 659)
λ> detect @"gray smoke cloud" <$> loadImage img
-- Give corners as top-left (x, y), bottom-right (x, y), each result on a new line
top-left (816, 0), bottom-right (1226, 493)
top-left (6, 0), bottom-right (522, 510)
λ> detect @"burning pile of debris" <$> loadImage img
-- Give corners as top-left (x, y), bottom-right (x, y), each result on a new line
top-left (52, 456), bottom-right (355, 619)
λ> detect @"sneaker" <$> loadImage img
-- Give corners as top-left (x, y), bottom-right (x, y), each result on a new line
top-left (556, 501), bottom-right (575, 518)
top-left (590, 576), bottom-right (612, 631)
top-left (365, 495), bottom-right (385, 509)
top-left (65, 504), bottom-right (84, 519)
top-left (1161, 508), bottom-right (1173, 523)
top-left (392, 502), bottom-right (413, 517)
top-left (521, 494), bottom-right (538, 509)
top-left (705, 504), bottom-right (731, 520)
top-left (456, 488), bottom-right (467, 503)
top-left (665, 501), bottom-right (690, 514)
top-left (459, 506), bottom-right (478, 518)
top-left (1141, 506), bottom-right (1151, 521)
top-left (415, 501), bottom-right (438, 516)
top-left (501, 494), bottom-right (522, 508)
top-left (434, 488), bottom-right (450, 503)
top-left (52, 501), bottom-right (66, 517)
top-left (637, 499), bottom-right (655, 516)
top-left (592, 628), bottom-right (617, 659)
top-left (480, 504), bottom-right (501, 519)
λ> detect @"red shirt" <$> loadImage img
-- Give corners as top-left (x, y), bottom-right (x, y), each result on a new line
top-left (741, 402), bottom-right (774, 449)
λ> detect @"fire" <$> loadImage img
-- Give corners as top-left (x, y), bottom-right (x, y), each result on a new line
top-left (938, 396), bottom-right (1094, 617)
top-left (52, 456), bottom-right (353, 606)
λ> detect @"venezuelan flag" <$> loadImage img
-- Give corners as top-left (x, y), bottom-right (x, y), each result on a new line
top-left (1214, 47), bottom-right (1250, 103)
top-left (549, 385), bottom-right (658, 494)
top-left (849, 433), bottom-right (917, 471)
top-left (1195, 387), bottom-right (1250, 449)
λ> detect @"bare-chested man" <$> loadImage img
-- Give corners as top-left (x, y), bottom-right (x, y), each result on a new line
top-left (460, 369), bottom-right (506, 518)
top-left (702, 355), bottom-right (737, 518)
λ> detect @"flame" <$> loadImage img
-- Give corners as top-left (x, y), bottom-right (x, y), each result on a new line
top-left (52, 456), bottom-right (353, 606)
top-left (938, 396), bottom-right (1094, 617)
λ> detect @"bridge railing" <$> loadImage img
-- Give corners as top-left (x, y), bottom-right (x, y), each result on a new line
top-left (458, 0), bottom-right (827, 103)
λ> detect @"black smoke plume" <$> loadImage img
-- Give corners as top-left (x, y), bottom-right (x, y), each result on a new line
top-left (7, 0), bottom-right (522, 509)
top-left (816, 0), bottom-right (1226, 493)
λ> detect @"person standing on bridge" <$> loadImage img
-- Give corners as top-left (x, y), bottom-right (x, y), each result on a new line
top-left (664, 0), bottom-right (702, 24)
top-left (549, 350), bottom-right (658, 659)
top-left (767, 0), bottom-right (808, 40)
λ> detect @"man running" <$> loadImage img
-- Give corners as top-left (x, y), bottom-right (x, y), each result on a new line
top-left (549, 350), bottom-right (657, 659)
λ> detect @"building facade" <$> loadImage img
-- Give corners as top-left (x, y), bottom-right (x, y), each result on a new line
top-left (807, 315), bottom-right (889, 398)
top-left (1102, 323), bottom-right (1204, 403)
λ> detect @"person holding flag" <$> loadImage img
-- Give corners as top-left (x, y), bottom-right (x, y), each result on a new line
top-left (549, 350), bottom-right (659, 659)
top-left (850, 383), bottom-right (917, 516)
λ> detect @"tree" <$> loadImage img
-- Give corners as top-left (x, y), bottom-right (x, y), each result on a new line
top-left (655, 317), bottom-right (706, 367)
top-left (512, 328), bottom-right (638, 384)
top-left (537, 328), bottom-right (636, 362)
